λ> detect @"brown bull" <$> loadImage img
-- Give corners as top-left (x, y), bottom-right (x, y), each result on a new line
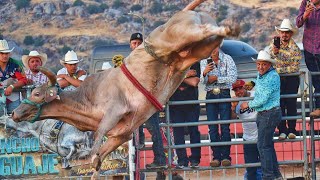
top-left (12, 0), bottom-right (240, 178)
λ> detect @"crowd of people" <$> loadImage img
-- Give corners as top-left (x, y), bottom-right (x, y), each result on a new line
top-left (0, 0), bottom-right (319, 179)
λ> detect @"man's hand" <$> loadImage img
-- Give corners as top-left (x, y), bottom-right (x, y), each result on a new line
top-left (4, 85), bottom-right (14, 96)
top-left (304, 2), bottom-right (316, 20)
top-left (203, 63), bottom-right (214, 77)
top-left (76, 70), bottom-right (86, 78)
top-left (272, 45), bottom-right (279, 55)
top-left (26, 78), bottom-right (34, 85)
top-left (240, 101), bottom-right (249, 110)
top-left (186, 69), bottom-right (197, 78)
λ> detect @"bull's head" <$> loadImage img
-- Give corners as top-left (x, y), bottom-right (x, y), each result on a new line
top-left (12, 67), bottom-right (60, 123)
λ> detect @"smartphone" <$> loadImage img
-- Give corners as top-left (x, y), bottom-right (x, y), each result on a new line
top-left (207, 58), bottom-right (213, 64)
top-left (274, 36), bottom-right (280, 49)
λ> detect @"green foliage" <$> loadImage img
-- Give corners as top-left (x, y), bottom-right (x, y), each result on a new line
top-left (112, 0), bottom-right (123, 9)
top-left (15, 0), bottom-right (31, 10)
top-left (289, 7), bottom-right (298, 16)
top-left (34, 37), bottom-right (44, 47)
top-left (163, 4), bottom-right (179, 11)
top-left (87, 4), bottom-right (104, 14)
top-left (59, 45), bottom-right (72, 55)
top-left (131, 4), bottom-right (142, 11)
top-left (73, 0), bottom-right (85, 7)
top-left (240, 37), bottom-right (250, 43)
top-left (23, 36), bottom-right (34, 45)
top-left (22, 49), bottom-right (30, 55)
top-left (149, 2), bottom-right (163, 14)
top-left (241, 23), bottom-right (251, 33)
top-left (216, 5), bottom-right (229, 23)
top-left (100, 3), bottom-right (108, 11)
top-left (255, 11), bottom-right (262, 18)
top-left (117, 16), bottom-right (129, 24)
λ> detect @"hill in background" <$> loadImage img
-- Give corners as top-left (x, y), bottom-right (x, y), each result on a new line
top-left (0, 0), bottom-right (304, 72)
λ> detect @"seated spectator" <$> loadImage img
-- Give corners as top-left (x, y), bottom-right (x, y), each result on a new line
top-left (22, 50), bottom-right (48, 87)
top-left (57, 50), bottom-right (86, 91)
top-left (244, 81), bottom-right (255, 91)
top-left (0, 39), bottom-right (27, 115)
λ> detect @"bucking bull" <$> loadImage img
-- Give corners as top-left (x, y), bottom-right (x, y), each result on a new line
top-left (12, 0), bottom-right (240, 178)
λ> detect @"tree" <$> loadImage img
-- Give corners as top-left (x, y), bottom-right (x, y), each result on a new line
top-left (15, 0), bottom-right (30, 11)
top-left (60, 45), bottom-right (72, 55)
top-left (149, 2), bottom-right (163, 14)
top-left (23, 36), bottom-right (34, 45)
top-left (130, 4), bottom-right (142, 11)
top-left (73, 0), bottom-right (85, 7)
top-left (112, 0), bottom-right (123, 9)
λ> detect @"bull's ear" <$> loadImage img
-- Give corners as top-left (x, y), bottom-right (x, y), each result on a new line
top-left (45, 87), bottom-right (58, 102)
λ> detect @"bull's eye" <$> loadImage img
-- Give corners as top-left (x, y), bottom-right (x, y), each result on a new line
top-left (34, 92), bottom-right (40, 97)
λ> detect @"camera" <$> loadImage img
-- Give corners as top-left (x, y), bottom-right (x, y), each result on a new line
top-left (273, 36), bottom-right (280, 49)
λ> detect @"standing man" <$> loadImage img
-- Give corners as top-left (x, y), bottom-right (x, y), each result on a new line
top-left (241, 50), bottom-right (282, 180)
top-left (201, 46), bottom-right (237, 167)
top-left (0, 39), bottom-right (27, 115)
top-left (57, 50), bottom-right (86, 91)
top-left (269, 18), bottom-right (302, 140)
top-left (296, 0), bottom-right (320, 117)
top-left (169, 62), bottom-right (201, 168)
top-left (129, 33), bottom-right (167, 170)
top-left (231, 80), bottom-right (261, 180)
top-left (22, 50), bottom-right (48, 87)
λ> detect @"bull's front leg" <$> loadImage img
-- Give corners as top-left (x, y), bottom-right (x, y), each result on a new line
top-left (201, 23), bottom-right (240, 38)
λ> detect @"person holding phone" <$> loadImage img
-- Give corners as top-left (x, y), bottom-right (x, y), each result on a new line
top-left (269, 18), bottom-right (302, 140)
top-left (296, 0), bottom-right (320, 117)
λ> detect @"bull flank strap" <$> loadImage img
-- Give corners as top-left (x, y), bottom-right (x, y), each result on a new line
top-left (120, 64), bottom-right (163, 111)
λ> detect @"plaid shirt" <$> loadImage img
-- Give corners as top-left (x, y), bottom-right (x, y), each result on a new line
top-left (200, 51), bottom-right (237, 91)
top-left (296, 0), bottom-right (320, 54)
top-left (269, 39), bottom-right (302, 74)
top-left (25, 69), bottom-right (48, 87)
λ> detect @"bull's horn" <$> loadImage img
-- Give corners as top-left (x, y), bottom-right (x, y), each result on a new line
top-left (37, 66), bottom-right (57, 86)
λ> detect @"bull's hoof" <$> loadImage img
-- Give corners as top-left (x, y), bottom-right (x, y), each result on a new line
top-left (91, 154), bottom-right (102, 171)
top-left (227, 25), bottom-right (241, 37)
top-left (91, 170), bottom-right (100, 180)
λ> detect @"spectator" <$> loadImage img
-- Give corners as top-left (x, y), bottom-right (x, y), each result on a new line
top-left (169, 62), bottom-right (201, 168)
top-left (240, 50), bottom-right (283, 180)
top-left (201, 46), bottom-right (237, 167)
top-left (0, 39), bottom-right (27, 115)
top-left (269, 18), bottom-right (302, 140)
top-left (22, 50), bottom-right (48, 87)
top-left (231, 79), bottom-right (261, 180)
top-left (129, 33), bottom-right (167, 170)
top-left (296, 0), bottom-right (320, 117)
top-left (244, 81), bottom-right (255, 91)
top-left (57, 50), bottom-right (86, 91)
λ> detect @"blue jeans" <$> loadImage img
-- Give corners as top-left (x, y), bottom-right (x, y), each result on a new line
top-left (206, 89), bottom-right (231, 161)
top-left (6, 99), bottom-right (20, 115)
top-left (278, 76), bottom-right (299, 135)
top-left (304, 50), bottom-right (320, 108)
top-left (244, 141), bottom-right (261, 180)
top-left (256, 107), bottom-right (282, 180)
top-left (141, 112), bottom-right (166, 165)
top-left (170, 105), bottom-right (201, 165)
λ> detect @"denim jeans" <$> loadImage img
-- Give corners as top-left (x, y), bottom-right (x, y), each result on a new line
top-left (244, 142), bottom-right (261, 180)
top-left (140, 112), bottom-right (166, 165)
top-left (170, 104), bottom-right (201, 165)
top-left (304, 50), bottom-right (320, 108)
top-left (206, 89), bottom-right (231, 161)
top-left (278, 76), bottom-right (299, 135)
top-left (6, 99), bottom-right (20, 115)
top-left (256, 107), bottom-right (282, 180)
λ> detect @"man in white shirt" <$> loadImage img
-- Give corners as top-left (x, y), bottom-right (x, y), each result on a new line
top-left (231, 79), bottom-right (261, 180)
top-left (57, 50), bottom-right (86, 91)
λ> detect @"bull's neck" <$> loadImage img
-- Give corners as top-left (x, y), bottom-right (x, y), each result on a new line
top-left (41, 92), bottom-right (99, 131)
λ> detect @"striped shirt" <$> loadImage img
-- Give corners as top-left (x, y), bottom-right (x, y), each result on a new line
top-left (269, 39), bottom-right (302, 74)
top-left (248, 68), bottom-right (280, 112)
top-left (200, 51), bottom-right (237, 91)
top-left (296, 0), bottom-right (320, 54)
top-left (25, 69), bottom-right (48, 87)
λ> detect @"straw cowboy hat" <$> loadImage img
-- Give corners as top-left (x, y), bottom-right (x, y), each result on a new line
top-left (0, 39), bottom-right (14, 53)
top-left (60, 50), bottom-right (81, 66)
top-left (252, 50), bottom-right (276, 64)
top-left (275, 18), bottom-right (297, 35)
top-left (22, 51), bottom-right (48, 69)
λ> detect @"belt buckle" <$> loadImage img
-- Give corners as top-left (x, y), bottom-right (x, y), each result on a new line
top-left (212, 87), bottom-right (221, 95)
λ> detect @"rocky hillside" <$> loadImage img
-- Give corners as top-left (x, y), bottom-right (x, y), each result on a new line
top-left (0, 0), bottom-right (304, 72)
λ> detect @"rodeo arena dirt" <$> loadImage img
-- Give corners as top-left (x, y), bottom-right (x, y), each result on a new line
top-left (1, 0), bottom-right (320, 180)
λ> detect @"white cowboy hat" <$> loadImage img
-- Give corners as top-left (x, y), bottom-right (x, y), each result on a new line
top-left (252, 50), bottom-right (276, 64)
top-left (22, 51), bottom-right (48, 69)
top-left (0, 39), bottom-right (14, 53)
top-left (60, 50), bottom-right (81, 66)
top-left (275, 18), bottom-right (297, 35)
